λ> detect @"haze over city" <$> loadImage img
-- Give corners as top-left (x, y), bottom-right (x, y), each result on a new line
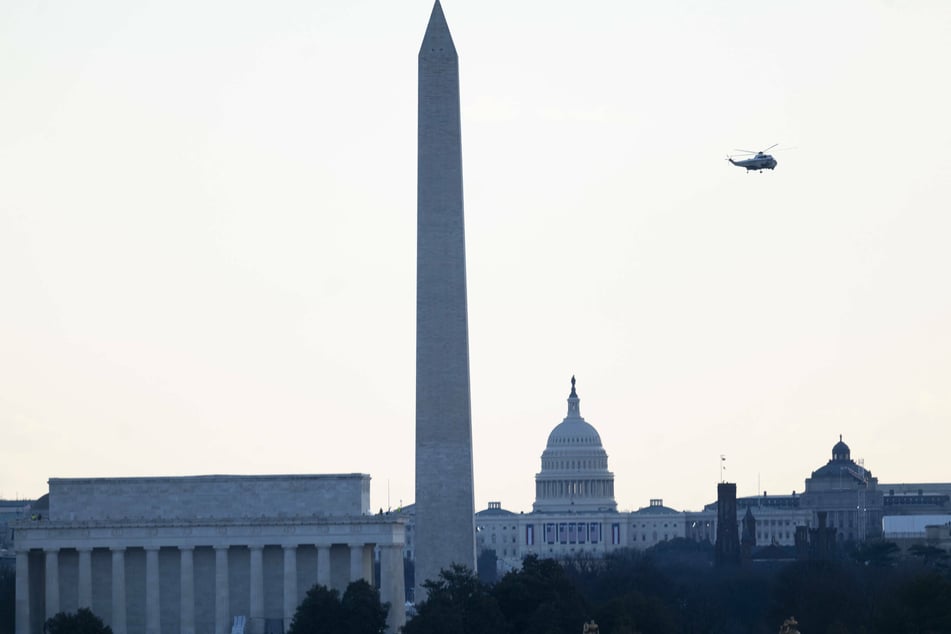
top-left (2, 0), bottom-right (950, 516)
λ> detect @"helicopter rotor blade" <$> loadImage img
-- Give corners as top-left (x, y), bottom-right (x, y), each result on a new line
top-left (733, 149), bottom-right (756, 155)
top-left (762, 143), bottom-right (779, 152)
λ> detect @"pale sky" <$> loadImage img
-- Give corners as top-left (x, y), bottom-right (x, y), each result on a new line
top-left (2, 0), bottom-right (950, 515)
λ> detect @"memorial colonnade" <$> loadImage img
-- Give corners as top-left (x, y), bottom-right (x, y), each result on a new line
top-left (15, 520), bottom-right (406, 634)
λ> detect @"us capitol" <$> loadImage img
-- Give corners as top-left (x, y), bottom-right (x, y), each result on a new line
top-left (452, 378), bottom-right (951, 577)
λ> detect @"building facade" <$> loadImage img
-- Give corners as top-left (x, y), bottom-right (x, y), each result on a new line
top-left (629, 500), bottom-right (687, 549)
top-left (14, 475), bottom-right (406, 634)
top-left (2, 500), bottom-right (33, 565)
top-left (473, 398), bottom-right (947, 573)
top-left (799, 436), bottom-right (884, 542)
top-left (414, 397), bottom-right (951, 577)
top-left (532, 377), bottom-right (617, 515)
top-left (476, 380), bottom-right (662, 574)
top-left (694, 494), bottom-right (813, 548)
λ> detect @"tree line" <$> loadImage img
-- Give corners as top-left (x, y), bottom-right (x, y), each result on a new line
top-left (408, 539), bottom-right (951, 633)
top-left (7, 538), bottom-right (951, 634)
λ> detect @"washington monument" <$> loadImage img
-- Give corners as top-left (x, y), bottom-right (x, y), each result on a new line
top-left (414, 0), bottom-right (476, 599)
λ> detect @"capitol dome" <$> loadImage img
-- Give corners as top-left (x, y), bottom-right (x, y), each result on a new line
top-left (545, 409), bottom-right (603, 447)
top-left (532, 377), bottom-right (617, 513)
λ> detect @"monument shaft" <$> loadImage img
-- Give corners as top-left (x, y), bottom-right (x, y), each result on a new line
top-left (415, 0), bottom-right (476, 599)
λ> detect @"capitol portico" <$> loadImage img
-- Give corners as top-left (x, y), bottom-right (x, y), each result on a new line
top-left (14, 475), bottom-right (406, 634)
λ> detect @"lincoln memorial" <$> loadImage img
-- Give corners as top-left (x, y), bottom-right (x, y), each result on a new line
top-left (14, 474), bottom-right (406, 634)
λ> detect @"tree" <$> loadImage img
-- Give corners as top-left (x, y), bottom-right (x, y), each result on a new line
top-left (849, 540), bottom-right (900, 567)
top-left (908, 543), bottom-right (950, 568)
top-left (43, 609), bottom-right (112, 634)
top-left (594, 592), bottom-right (676, 634)
top-left (402, 564), bottom-right (507, 634)
top-left (340, 580), bottom-right (388, 634)
top-left (875, 571), bottom-right (951, 633)
top-left (287, 581), bottom-right (389, 634)
top-left (287, 585), bottom-right (344, 634)
top-left (771, 561), bottom-right (868, 633)
top-left (493, 555), bottom-right (590, 634)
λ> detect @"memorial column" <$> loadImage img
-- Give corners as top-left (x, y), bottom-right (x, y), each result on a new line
top-left (348, 543), bottom-right (364, 583)
top-left (180, 547), bottom-right (196, 634)
top-left (214, 546), bottom-right (230, 634)
top-left (145, 547), bottom-right (160, 634)
top-left (111, 548), bottom-right (127, 634)
top-left (15, 549), bottom-right (30, 634)
top-left (378, 544), bottom-right (405, 634)
top-left (77, 548), bottom-right (93, 609)
top-left (249, 546), bottom-right (264, 634)
top-left (282, 545), bottom-right (298, 628)
top-left (44, 548), bottom-right (59, 619)
top-left (316, 546), bottom-right (331, 588)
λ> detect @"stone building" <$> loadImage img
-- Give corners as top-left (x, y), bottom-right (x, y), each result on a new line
top-left (471, 400), bottom-right (951, 575)
top-left (476, 379), bottom-right (657, 575)
top-left (14, 475), bottom-right (406, 634)
top-left (799, 435), bottom-right (884, 541)
top-left (714, 483), bottom-right (741, 566)
top-left (699, 436), bottom-right (951, 547)
top-left (880, 482), bottom-right (951, 518)
top-left (532, 377), bottom-right (617, 515)
top-left (693, 494), bottom-right (812, 548)
top-left (456, 403), bottom-right (951, 577)
top-left (2, 500), bottom-right (33, 549)
top-left (471, 380), bottom-right (797, 576)
top-left (696, 438), bottom-right (885, 547)
top-left (629, 500), bottom-right (687, 549)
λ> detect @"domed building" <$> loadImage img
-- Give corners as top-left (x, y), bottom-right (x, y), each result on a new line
top-left (475, 379), bottom-right (637, 578)
top-left (699, 436), bottom-right (883, 548)
top-left (800, 434), bottom-right (884, 541)
top-left (471, 416), bottom-right (951, 577)
top-left (532, 377), bottom-right (617, 514)
top-left (807, 435), bottom-right (870, 484)
top-left (806, 435), bottom-right (951, 543)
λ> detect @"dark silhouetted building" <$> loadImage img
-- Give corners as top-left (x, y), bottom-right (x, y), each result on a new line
top-left (715, 482), bottom-right (740, 566)
top-left (741, 506), bottom-right (756, 562)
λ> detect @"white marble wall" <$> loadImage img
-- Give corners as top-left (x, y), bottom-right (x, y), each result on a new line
top-left (48, 475), bottom-right (370, 521)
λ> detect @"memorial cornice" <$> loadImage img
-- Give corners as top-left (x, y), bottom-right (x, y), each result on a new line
top-left (48, 474), bottom-right (368, 484)
top-left (13, 516), bottom-right (406, 550)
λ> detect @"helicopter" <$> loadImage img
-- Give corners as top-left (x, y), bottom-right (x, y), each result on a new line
top-left (727, 144), bottom-right (778, 172)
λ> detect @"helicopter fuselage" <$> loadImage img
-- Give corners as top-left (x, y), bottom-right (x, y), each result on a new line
top-left (729, 153), bottom-right (777, 171)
